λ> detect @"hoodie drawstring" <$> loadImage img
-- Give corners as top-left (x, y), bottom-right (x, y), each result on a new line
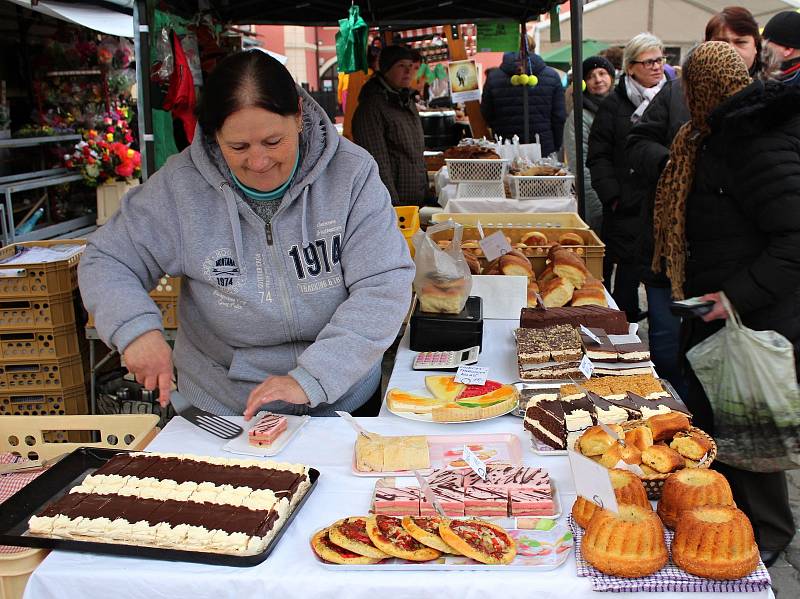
top-left (300, 185), bottom-right (310, 249)
top-left (220, 182), bottom-right (246, 272)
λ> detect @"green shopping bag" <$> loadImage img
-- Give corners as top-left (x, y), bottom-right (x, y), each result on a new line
top-left (686, 293), bottom-right (800, 472)
top-left (335, 5), bottom-right (368, 74)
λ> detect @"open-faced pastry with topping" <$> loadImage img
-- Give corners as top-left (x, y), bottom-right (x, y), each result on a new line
top-left (365, 515), bottom-right (441, 561)
top-left (438, 518), bottom-right (516, 564)
top-left (328, 516), bottom-right (390, 559)
top-left (311, 528), bottom-right (383, 564)
top-left (401, 515), bottom-right (461, 554)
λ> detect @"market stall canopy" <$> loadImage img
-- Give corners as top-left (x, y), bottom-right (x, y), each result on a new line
top-left (136, 0), bottom-right (568, 26)
top-left (541, 39), bottom-right (607, 70)
top-left (534, 0), bottom-right (799, 46)
top-left (4, 0), bottom-right (133, 36)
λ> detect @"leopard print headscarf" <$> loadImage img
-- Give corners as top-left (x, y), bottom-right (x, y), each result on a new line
top-left (651, 42), bottom-right (751, 298)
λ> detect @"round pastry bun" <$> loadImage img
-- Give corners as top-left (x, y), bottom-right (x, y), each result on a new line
top-left (520, 231), bottom-right (549, 246)
top-left (558, 232), bottom-right (584, 245)
top-left (311, 528), bottom-right (383, 564)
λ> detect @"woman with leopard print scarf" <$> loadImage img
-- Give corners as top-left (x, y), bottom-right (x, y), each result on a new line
top-left (653, 41), bottom-right (800, 563)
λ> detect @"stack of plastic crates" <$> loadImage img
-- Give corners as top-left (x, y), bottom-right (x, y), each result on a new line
top-left (445, 159), bottom-right (509, 198)
top-left (86, 275), bottom-right (180, 330)
top-left (0, 241), bottom-right (89, 422)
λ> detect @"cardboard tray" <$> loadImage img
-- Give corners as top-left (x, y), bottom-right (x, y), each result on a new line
top-left (0, 447), bottom-right (319, 567)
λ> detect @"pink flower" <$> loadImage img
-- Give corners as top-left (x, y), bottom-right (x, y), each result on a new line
top-left (115, 162), bottom-right (135, 178)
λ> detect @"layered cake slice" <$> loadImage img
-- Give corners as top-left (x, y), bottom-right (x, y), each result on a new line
top-left (524, 394), bottom-right (567, 450)
top-left (248, 413), bottom-right (288, 447)
top-left (585, 391), bottom-right (629, 426)
top-left (564, 395), bottom-right (598, 449)
top-left (420, 482), bottom-right (465, 517)
top-left (464, 484), bottom-right (509, 517)
top-left (615, 341), bottom-right (651, 363)
top-left (373, 487), bottom-right (421, 516)
top-left (510, 487), bottom-right (555, 516)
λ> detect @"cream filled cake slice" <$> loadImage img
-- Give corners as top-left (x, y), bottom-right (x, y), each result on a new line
top-left (463, 484), bottom-right (509, 517)
top-left (510, 487), bottom-right (554, 516)
top-left (373, 486), bottom-right (421, 516)
top-left (248, 413), bottom-right (288, 447)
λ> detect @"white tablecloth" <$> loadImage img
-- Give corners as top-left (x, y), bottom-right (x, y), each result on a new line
top-left (23, 318), bottom-right (772, 599)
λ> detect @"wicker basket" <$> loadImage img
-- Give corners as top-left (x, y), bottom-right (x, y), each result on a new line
top-left (574, 420), bottom-right (718, 500)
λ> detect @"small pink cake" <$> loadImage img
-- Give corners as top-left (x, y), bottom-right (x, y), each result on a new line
top-left (485, 465), bottom-right (550, 489)
top-left (372, 487), bottom-right (420, 516)
top-left (248, 413), bottom-right (288, 447)
top-left (509, 486), bottom-right (554, 516)
top-left (426, 469), bottom-right (465, 488)
top-left (420, 483), bottom-right (465, 517)
top-left (464, 484), bottom-right (508, 517)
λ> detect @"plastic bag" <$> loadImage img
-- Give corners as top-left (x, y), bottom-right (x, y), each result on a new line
top-left (412, 222), bottom-right (472, 314)
top-left (686, 293), bottom-right (800, 472)
top-left (151, 28), bottom-right (174, 83)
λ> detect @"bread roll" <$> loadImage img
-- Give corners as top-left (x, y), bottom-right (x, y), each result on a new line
top-left (483, 258), bottom-right (501, 275)
top-left (540, 276), bottom-right (574, 308)
top-left (641, 445), bottom-right (685, 473)
top-left (520, 231), bottom-right (549, 246)
top-left (537, 263), bottom-right (557, 285)
top-left (463, 252), bottom-right (481, 275)
top-left (552, 249), bottom-right (590, 288)
top-left (526, 281), bottom-right (541, 308)
top-left (599, 441), bottom-right (643, 468)
top-left (579, 424), bottom-right (624, 456)
top-left (647, 412), bottom-right (691, 442)
top-left (670, 432), bottom-right (712, 461)
top-left (558, 232), bottom-right (584, 246)
top-left (572, 286), bottom-right (607, 307)
top-left (624, 426), bottom-right (654, 452)
top-left (499, 250), bottom-right (534, 279)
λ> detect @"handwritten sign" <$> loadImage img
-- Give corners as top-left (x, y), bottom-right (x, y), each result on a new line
top-left (479, 231), bottom-right (513, 262)
top-left (568, 449), bottom-right (619, 513)
top-left (462, 444), bottom-right (487, 480)
top-left (579, 355), bottom-right (594, 379)
top-left (455, 365), bottom-right (489, 386)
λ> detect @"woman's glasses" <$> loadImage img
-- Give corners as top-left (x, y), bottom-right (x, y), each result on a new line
top-left (631, 56), bottom-right (665, 68)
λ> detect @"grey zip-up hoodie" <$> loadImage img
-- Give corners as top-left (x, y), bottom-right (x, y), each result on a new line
top-left (78, 89), bottom-right (415, 415)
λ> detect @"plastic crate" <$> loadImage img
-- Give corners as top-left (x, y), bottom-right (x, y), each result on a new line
top-left (0, 325), bottom-right (81, 363)
top-left (0, 548), bottom-right (48, 599)
top-left (395, 206), bottom-right (420, 258)
top-left (509, 175), bottom-right (575, 199)
top-left (0, 293), bottom-right (78, 330)
top-left (0, 240), bottom-right (84, 299)
top-left (445, 158), bottom-right (508, 182)
top-left (0, 355), bottom-right (84, 392)
top-left (148, 275), bottom-right (181, 298)
top-left (155, 297), bottom-right (178, 328)
top-left (455, 181), bottom-right (506, 198)
top-left (0, 384), bottom-right (87, 416)
top-left (87, 274), bottom-right (180, 329)
top-left (430, 212), bottom-right (590, 229)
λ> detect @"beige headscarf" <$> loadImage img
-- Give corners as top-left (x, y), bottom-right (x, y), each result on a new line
top-left (651, 42), bottom-right (751, 298)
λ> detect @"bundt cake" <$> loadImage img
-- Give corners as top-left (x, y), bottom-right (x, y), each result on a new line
top-left (672, 506), bottom-right (759, 580)
top-left (582, 504), bottom-right (668, 577)
top-left (572, 469), bottom-right (650, 529)
top-left (657, 468), bottom-right (734, 530)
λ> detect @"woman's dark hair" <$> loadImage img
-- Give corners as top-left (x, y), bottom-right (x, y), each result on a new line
top-left (704, 6), bottom-right (762, 73)
top-left (197, 50), bottom-right (299, 136)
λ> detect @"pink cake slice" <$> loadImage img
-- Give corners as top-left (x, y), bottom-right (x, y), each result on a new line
top-left (484, 465), bottom-right (550, 489)
top-left (426, 469), bottom-right (465, 488)
top-left (464, 484), bottom-right (509, 517)
top-left (248, 413), bottom-right (287, 446)
top-left (372, 487), bottom-right (420, 516)
top-left (420, 482), bottom-right (464, 517)
top-left (509, 485), bottom-right (554, 516)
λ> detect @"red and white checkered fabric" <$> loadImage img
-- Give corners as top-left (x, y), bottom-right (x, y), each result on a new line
top-left (0, 453), bottom-right (49, 554)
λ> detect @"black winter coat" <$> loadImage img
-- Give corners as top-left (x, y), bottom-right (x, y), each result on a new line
top-left (626, 79), bottom-right (690, 286)
top-left (480, 52), bottom-right (566, 156)
top-left (586, 76), bottom-right (650, 263)
top-left (684, 81), bottom-right (800, 365)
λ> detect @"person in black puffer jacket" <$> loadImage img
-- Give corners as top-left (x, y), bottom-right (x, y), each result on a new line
top-left (626, 7), bottom-right (764, 403)
top-left (652, 42), bottom-right (800, 561)
top-left (480, 44), bottom-right (565, 156)
top-left (587, 33), bottom-right (668, 322)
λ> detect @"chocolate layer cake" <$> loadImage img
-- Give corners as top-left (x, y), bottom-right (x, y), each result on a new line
top-left (28, 452), bottom-right (312, 556)
top-left (516, 325), bottom-right (582, 364)
top-left (520, 306), bottom-right (629, 335)
top-left (524, 394), bottom-right (567, 450)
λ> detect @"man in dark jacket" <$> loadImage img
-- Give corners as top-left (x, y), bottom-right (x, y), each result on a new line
top-left (763, 11), bottom-right (800, 87)
top-left (352, 45), bottom-right (428, 206)
top-left (480, 47), bottom-right (566, 156)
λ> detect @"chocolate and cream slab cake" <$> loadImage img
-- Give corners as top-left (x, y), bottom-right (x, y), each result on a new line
top-left (28, 452), bottom-right (313, 556)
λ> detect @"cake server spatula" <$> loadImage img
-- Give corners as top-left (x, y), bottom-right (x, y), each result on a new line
top-left (414, 470), bottom-right (448, 518)
top-left (336, 411), bottom-right (379, 441)
top-left (170, 391), bottom-right (243, 440)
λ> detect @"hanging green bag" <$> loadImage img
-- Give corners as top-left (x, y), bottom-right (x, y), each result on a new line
top-left (336, 5), bottom-right (369, 74)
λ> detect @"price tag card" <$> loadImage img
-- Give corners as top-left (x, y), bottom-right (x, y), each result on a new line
top-left (454, 365), bottom-right (489, 386)
top-left (567, 449), bottom-right (619, 513)
top-left (578, 354), bottom-right (594, 379)
top-left (579, 325), bottom-right (601, 345)
top-left (479, 231), bottom-right (513, 262)
top-left (462, 444), bottom-right (487, 480)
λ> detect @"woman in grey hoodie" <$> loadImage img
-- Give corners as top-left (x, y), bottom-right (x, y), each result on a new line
top-left (78, 51), bottom-right (415, 418)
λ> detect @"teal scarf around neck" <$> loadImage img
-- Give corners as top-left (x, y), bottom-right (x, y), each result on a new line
top-left (231, 147), bottom-right (300, 201)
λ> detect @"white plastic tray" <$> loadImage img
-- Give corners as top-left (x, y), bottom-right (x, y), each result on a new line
top-left (222, 414), bottom-right (310, 457)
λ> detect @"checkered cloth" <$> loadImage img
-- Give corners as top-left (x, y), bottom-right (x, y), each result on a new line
top-left (569, 515), bottom-right (771, 592)
top-left (0, 453), bottom-right (49, 554)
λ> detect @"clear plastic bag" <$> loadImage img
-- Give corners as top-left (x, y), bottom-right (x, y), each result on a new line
top-left (412, 222), bottom-right (472, 314)
top-left (151, 28), bottom-right (174, 83)
top-left (686, 293), bottom-right (800, 472)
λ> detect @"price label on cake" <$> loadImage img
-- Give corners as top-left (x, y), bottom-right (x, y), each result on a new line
top-left (454, 365), bottom-right (489, 386)
top-left (578, 354), bottom-right (594, 379)
top-left (479, 231), bottom-right (513, 262)
top-left (462, 444), bottom-right (487, 480)
top-left (580, 325), bottom-right (602, 345)
top-left (568, 449), bottom-right (619, 513)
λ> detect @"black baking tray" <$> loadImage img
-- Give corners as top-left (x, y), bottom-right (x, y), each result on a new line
top-left (0, 447), bottom-right (319, 566)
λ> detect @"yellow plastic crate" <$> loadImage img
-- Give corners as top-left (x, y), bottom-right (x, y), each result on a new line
top-left (0, 293), bottom-right (78, 331)
top-left (0, 414), bottom-right (159, 599)
top-left (0, 384), bottom-right (87, 416)
top-left (395, 206), bottom-right (420, 258)
top-left (0, 241), bottom-right (84, 299)
top-left (0, 355), bottom-right (85, 392)
top-left (86, 275), bottom-right (179, 329)
top-left (0, 325), bottom-right (82, 363)
top-left (430, 211), bottom-right (590, 229)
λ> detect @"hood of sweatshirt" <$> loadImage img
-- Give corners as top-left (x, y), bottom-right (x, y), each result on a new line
top-left (500, 51), bottom-right (547, 77)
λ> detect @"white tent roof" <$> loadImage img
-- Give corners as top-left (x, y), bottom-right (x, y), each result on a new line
top-left (5, 0), bottom-right (133, 37)
top-left (537, 0), bottom-right (800, 49)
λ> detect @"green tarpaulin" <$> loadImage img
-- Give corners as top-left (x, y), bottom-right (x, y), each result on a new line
top-left (541, 40), bottom-right (608, 71)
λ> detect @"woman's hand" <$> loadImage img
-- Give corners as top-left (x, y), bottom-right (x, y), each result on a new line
top-left (122, 330), bottom-right (174, 407)
top-left (700, 291), bottom-right (730, 322)
top-left (244, 375), bottom-right (309, 421)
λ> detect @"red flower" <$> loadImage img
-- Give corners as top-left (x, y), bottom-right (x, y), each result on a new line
top-left (115, 163), bottom-right (135, 178)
